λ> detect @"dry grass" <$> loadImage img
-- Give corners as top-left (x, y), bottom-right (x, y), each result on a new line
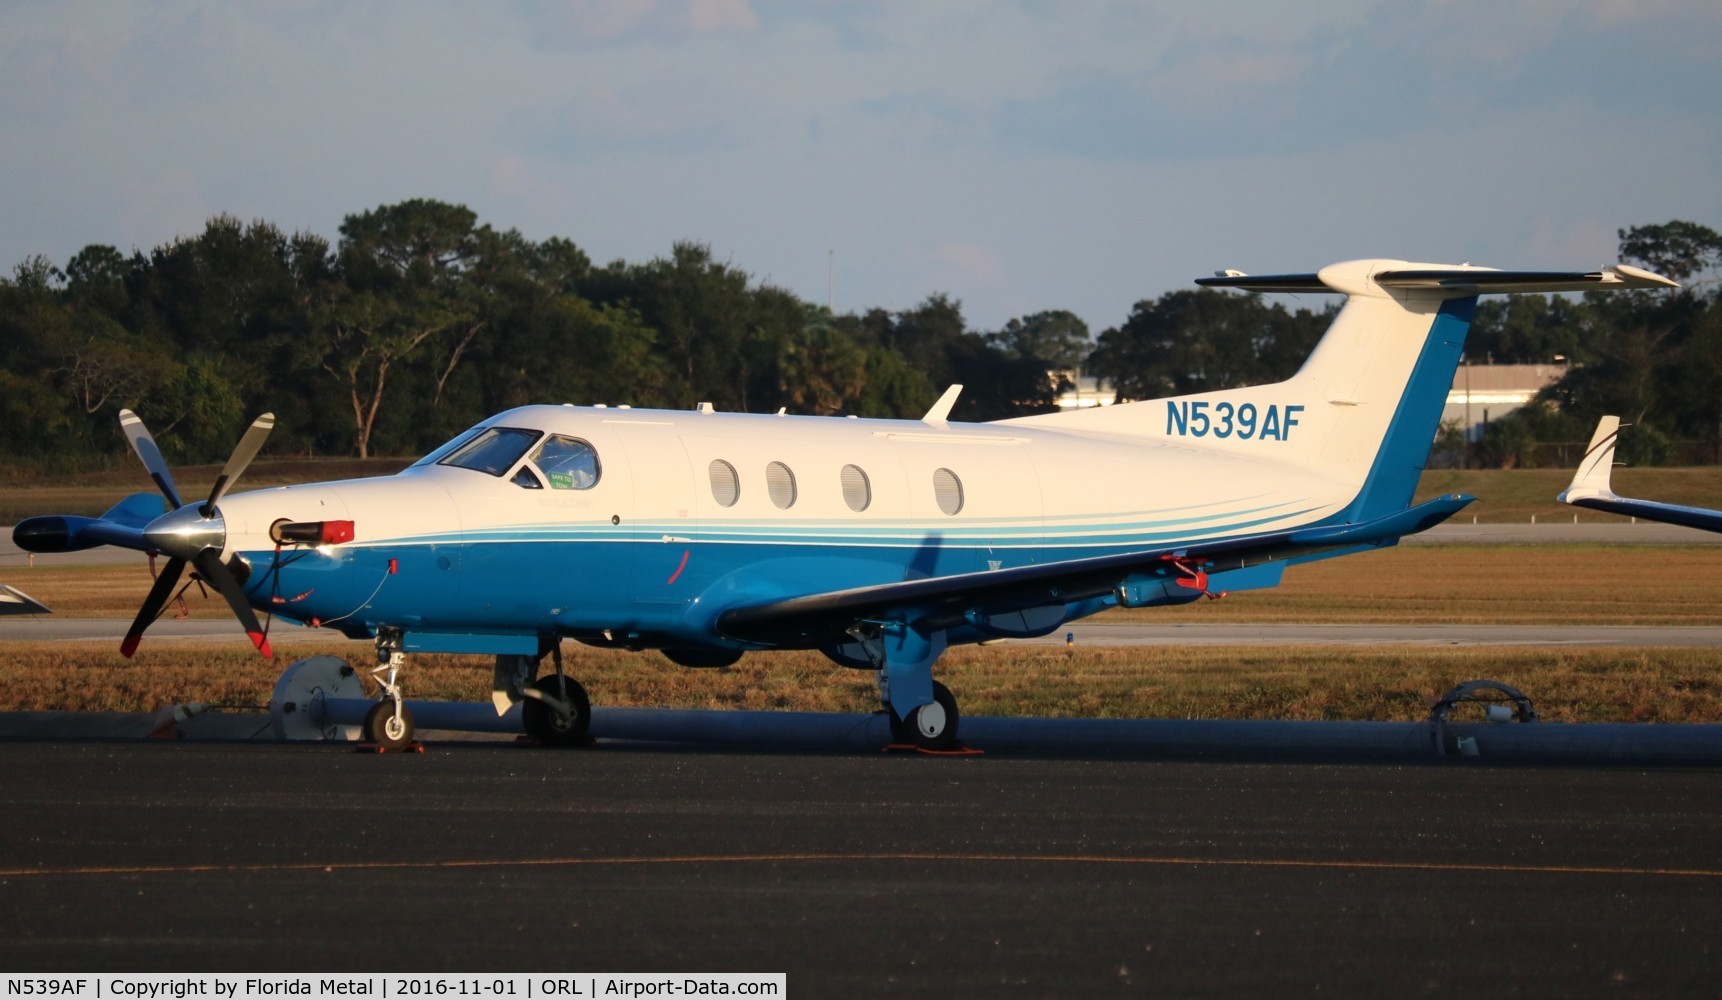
top-left (2, 639), bottom-right (1718, 724)
top-left (0, 563), bottom-right (234, 619)
top-left (1118, 544), bottom-right (1722, 625)
top-left (1414, 466), bottom-right (1722, 523)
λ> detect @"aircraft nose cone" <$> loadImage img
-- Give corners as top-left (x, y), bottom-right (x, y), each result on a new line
top-left (143, 504), bottom-right (226, 560)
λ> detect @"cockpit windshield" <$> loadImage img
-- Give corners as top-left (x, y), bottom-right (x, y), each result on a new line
top-left (435, 426), bottom-right (542, 476)
top-left (409, 425), bottom-right (484, 468)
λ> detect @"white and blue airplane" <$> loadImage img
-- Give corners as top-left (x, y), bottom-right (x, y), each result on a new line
top-left (13, 259), bottom-right (1675, 749)
top-left (1560, 415), bottom-right (1722, 533)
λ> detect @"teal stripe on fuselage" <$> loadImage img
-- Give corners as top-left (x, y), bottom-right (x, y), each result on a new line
top-left (363, 496), bottom-right (1328, 551)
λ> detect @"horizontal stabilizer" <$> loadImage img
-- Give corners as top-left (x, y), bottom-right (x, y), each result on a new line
top-left (1194, 273), bottom-right (1329, 293)
top-left (1374, 265), bottom-right (1676, 294)
top-left (1197, 263), bottom-right (1676, 296)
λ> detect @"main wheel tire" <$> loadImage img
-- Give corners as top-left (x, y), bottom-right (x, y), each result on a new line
top-left (363, 700), bottom-right (415, 751)
top-left (909, 681), bottom-right (960, 751)
top-left (886, 706), bottom-right (911, 744)
top-left (521, 675), bottom-right (591, 745)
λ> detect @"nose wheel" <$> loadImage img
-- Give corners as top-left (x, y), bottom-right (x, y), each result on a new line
top-left (364, 629), bottom-right (417, 750)
top-left (363, 700), bottom-right (415, 751)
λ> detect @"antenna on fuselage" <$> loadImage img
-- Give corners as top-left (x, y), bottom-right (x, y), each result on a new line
top-left (921, 384), bottom-right (963, 425)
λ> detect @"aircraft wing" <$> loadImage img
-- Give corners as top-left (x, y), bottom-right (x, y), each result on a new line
top-left (0, 585), bottom-right (52, 616)
top-left (715, 493), bottom-right (1473, 646)
top-left (1559, 416), bottom-right (1722, 533)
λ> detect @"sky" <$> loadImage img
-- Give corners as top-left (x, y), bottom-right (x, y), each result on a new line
top-left (2, 0), bottom-right (1719, 335)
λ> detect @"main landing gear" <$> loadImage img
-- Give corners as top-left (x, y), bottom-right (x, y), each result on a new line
top-left (887, 680), bottom-right (961, 751)
top-left (849, 621), bottom-right (962, 751)
top-left (497, 644), bottom-right (592, 746)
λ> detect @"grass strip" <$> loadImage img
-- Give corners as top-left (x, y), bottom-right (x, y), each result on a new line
top-left (2, 640), bottom-right (1717, 724)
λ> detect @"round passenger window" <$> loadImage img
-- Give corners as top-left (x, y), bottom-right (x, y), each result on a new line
top-left (766, 461), bottom-right (797, 509)
top-left (709, 459), bottom-right (739, 507)
top-left (933, 468), bottom-right (963, 516)
top-left (841, 465), bottom-right (871, 512)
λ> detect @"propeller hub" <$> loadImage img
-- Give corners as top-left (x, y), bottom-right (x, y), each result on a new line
top-left (143, 504), bottom-right (226, 560)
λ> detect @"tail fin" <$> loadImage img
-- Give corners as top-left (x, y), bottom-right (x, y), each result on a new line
top-left (1009, 259), bottom-right (1675, 524)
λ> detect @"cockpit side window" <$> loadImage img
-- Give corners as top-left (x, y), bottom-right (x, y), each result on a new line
top-left (529, 435), bottom-right (600, 490)
top-left (438, 427), bottom-right (542, 476)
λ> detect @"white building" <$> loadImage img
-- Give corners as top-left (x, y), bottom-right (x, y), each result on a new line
top-left (1053, 371), bottom-right (1115, 410)
top-left (1444, 362), bottom-right (1565, 441)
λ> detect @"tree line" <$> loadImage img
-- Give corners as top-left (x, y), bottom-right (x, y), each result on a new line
top-left (0, 201), bottom-right (1715, 472)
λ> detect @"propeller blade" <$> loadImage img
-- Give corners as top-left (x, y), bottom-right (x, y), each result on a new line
top-left (193, 548), bottom-right (271, 659)
top-left (120, 557), bottom-right (186, 658)
top-left (202, 413), bottom-right (275, 517)
top-left (118, 409), bottom-right (183, 510)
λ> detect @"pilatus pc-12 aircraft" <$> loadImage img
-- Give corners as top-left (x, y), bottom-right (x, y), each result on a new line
top-left (14, 259), bottom-right (1675, 750)
top-left (1560, 415), bottom-right (1722, 533)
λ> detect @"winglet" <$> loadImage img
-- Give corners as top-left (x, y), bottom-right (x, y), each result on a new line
top-left (1559, 416), bottom-right (1622, 503)
top-left (922, 385), bottom-right (963, 424)
top-left (0, 584), bottom-right (52, 617)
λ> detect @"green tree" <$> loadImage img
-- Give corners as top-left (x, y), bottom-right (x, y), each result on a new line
top-left (1088, 290), bottom-right (1326, 401)
top-left (778, 306), bottom-right (868, 414)
top-left (1618, 221), bottom-right (1722, 285)
top-left (989, 310), bottom-right (1091, 370)
top-left (1466, 296), bottom-right (1589, 364)
top-left (316, 200), bottom-right (485, 456)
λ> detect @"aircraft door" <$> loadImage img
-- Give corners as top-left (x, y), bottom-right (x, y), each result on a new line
top-left (607, 420), bottom-right (698, 606)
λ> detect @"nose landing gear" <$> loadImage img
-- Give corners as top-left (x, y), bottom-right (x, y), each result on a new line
top-left (364, 629), bottom-right (416, 751)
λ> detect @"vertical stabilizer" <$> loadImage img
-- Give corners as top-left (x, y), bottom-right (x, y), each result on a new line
top-left (1005, 259), bottom-right (1675, 525)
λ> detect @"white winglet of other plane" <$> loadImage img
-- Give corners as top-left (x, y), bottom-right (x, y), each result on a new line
top-left (0, 584), bottom-right (51, 616)
top-left (1559, 416), bottom-right (1722, 533)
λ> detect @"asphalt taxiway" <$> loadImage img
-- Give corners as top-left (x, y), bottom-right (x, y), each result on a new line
top-left (1, 739), bottom-right (1719, 995)
top-left (5, 519), bottom-right (1720, 995)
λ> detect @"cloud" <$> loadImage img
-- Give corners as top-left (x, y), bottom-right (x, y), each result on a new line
top-left (118, 169), bottom-right (210, 253)
top-left (685, 0), bottom-right (758, 33)
top-left (932, 242), bottom-right (1005, 284)
top-left (0, 0), bottom-right (1717, 336)
top-left (514, 0), bottom-right (758, 47)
